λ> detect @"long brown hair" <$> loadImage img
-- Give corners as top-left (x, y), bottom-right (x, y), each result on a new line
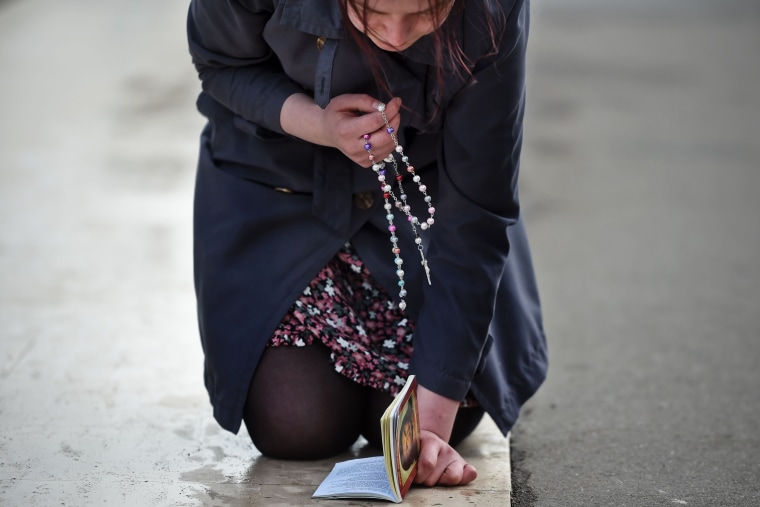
top-left (339, 0), bottom-right (501, 124)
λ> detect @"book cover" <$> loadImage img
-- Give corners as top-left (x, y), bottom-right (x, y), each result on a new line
top-left (312, 375), bottom-right (420, 503)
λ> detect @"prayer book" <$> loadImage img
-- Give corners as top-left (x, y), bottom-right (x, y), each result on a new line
top-left (312, 375), bottom-right (420, 503)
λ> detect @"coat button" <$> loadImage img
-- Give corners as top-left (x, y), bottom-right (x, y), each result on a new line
top-left (353, 192), bottom-right (375, 210)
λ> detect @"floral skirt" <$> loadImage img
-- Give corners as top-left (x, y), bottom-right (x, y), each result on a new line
top-left (268, 243), bottom-right (414, 397)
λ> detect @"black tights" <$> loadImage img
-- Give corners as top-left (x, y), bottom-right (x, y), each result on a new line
top-left (243, 345), bottom-right (484, 460)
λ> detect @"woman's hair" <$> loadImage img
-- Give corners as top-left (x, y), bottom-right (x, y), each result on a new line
top-left (339, 0), bottom-right (501, 124)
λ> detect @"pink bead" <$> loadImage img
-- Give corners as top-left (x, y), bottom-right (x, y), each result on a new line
top-left (363, 134), bottom-right (370, 140)
top-left (388, 225), bottom-right (396, 232)
top-left (428, 207), bottom-right (435, 214)
top-left (419, 185), bottom-right (427, 192)
top-left (406, 165), bottom-right (414, 173)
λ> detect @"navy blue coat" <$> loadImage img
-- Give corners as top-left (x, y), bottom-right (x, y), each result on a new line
top-left (188, 0), bottom-right (548, 435)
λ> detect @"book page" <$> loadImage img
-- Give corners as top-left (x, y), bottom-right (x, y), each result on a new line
top-left (312, 456), bottom-right (396, 501)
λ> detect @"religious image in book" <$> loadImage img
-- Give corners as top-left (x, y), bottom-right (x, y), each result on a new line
top-left (395, 386), bottom-right (420, 494)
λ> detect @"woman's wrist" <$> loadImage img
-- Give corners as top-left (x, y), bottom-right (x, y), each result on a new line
top-left (280, 93), bottom-right (331, 146)
top-left (416, 384), bottom-right (461, 443)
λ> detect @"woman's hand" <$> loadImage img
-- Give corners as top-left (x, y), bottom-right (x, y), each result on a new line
top-left (280, 93), bottom-right (402, 167)
top-left (415, 385), bottom-right (478, 487)
top-left (415, 429), bottom-right (478, 487)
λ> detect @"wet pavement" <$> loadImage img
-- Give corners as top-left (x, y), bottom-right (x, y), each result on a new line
top-left (0, 0), bottom-right (510, 505)
top-left (1, 0), bottom-right (759, 506)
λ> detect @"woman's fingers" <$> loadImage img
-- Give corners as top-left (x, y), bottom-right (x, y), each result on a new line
top-left (414, 430), bottom-right (478, 487)
top-left (322, 95), bottom-right (402, 166)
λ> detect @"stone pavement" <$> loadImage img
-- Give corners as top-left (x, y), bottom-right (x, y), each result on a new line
top-left (512, 1), bottom-right (760, 506)
top-left (0, 1), bottom-right (510, 505)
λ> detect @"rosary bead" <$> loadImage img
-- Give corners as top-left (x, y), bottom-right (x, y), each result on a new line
top-left (362, 99), bottom-right (436, 312)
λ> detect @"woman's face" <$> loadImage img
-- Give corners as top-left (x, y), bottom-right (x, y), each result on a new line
top-left (346, 0), bottom-right (454, 52)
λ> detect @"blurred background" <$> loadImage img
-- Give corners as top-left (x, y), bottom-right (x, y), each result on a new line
top-left (0, 0), bottom-right (758, 505)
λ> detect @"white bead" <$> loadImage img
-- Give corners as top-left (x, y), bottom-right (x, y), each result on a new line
top-left (399, 301), bottom-right (407, 310)
top-left (395, 145), bottom-right (404, 153)
top-left (420, 222), bottom-right (429, 230)
top-left (411, 217), bottom-right (418, 224)
top-left (395, 258), bottom-right (404, 265)
top-left (372, 163), bottom-right (382, 171)
top-left (413, 175), bottom-right (421, 183)
top-left (396, 270), bottom-right (405, 278)
top-left (402, 156), bottom-right (409, 163)
top-left (383, 185), bottom-right (391, 192)
top-left (402, 205), bottom-right (410, 213)
top-left (424, 196), bottom-right (432, 202)
top-left (399, 289), bottom-right (407, 297)
top-left (384, 203), bottom-right (392, 210)
top-left (384, 154), bottom-right (394, 163)
top-left (415, 237), bottom-right (422, 245)
top-left (377, 103), bottom-right (386, 112)
top-left (377, 175), bottom-right (385, 182)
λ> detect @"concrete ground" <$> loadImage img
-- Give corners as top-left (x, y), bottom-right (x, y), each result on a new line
top-left (513, 1), bottom-right (760, 506)
top-left (1, 0), bottom-right (759, 507)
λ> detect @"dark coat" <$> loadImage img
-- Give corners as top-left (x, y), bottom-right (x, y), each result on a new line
top-left (188, 0), bottom-right (548, 435)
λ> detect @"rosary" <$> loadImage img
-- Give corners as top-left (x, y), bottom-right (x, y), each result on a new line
top-left (363, 103), bottom-right (436, 311)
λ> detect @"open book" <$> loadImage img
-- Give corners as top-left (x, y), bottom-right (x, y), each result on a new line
top-left (312, 375), bottom-right (420, 503)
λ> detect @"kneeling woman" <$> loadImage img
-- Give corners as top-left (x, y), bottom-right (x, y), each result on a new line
top-left (187, 0), bottom-right (547, 487)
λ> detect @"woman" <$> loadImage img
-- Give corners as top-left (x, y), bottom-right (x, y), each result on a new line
top-left (187, 0), bottom-right (547, 487)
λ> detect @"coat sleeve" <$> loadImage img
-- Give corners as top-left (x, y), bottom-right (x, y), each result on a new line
top-left (187, 0), bottom-right (305, 134)
top-left (410, 0), bottom-right (530, 401)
